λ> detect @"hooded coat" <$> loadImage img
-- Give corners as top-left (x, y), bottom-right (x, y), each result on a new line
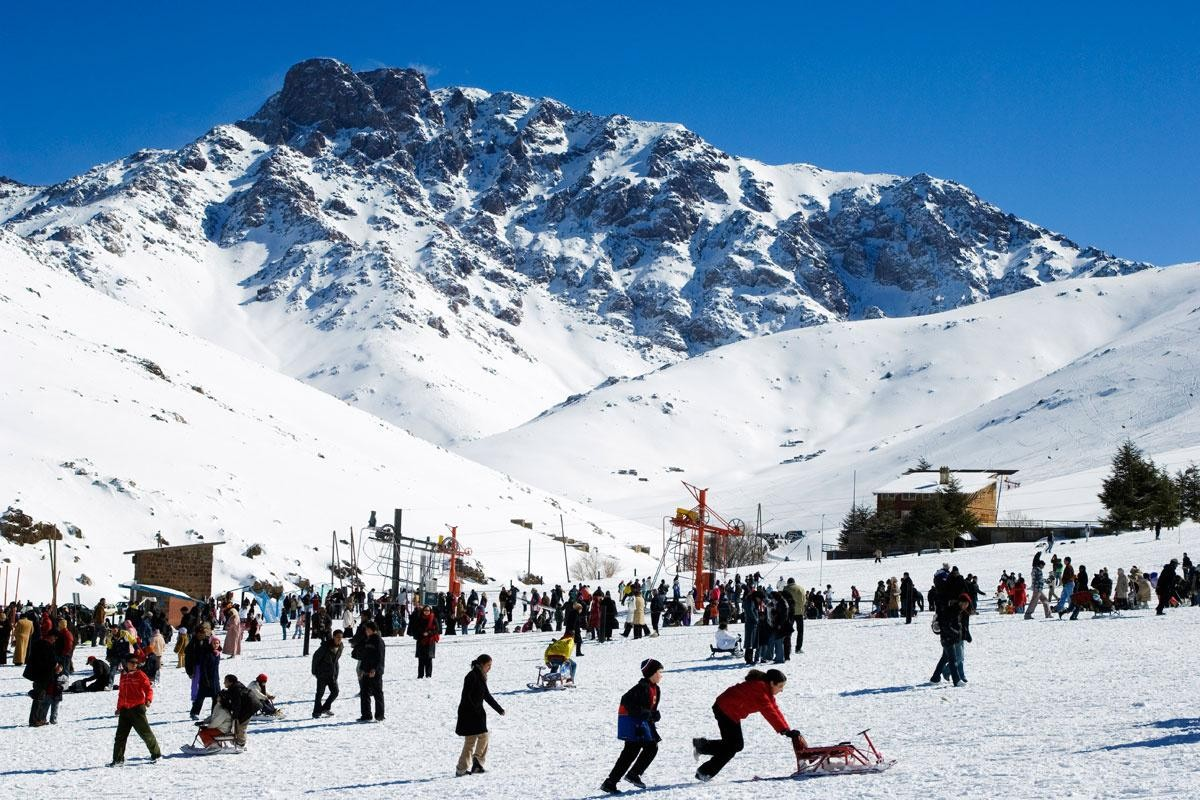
top-left (455, 664), bottom-right (504, 736)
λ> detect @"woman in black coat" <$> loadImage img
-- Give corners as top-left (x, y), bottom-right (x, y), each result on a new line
top-left (455, 654), bottom-right (504, 777)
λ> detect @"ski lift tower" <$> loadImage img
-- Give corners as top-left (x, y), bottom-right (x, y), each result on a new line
top-left (438, 525), bottom-right (472, 597)
top-left (363, 509), bottom-right (446, 603)
top-left (663, 483), bottom-right (745, 609)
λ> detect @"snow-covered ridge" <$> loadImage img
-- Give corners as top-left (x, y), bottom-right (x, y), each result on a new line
top-left (459, 263), bottom-right (1200, 531)
top-left (0, 57), bottom-right (1153, 445)
top-left (0, 231), bottom-right (659, 600)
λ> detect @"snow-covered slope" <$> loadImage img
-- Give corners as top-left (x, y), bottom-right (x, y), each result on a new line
top-left (0, 58), bottom-right (1150, 444)
top-left (460, 263), bottom-right (1200, 530)
top-left (0, 231), bottom-right (659, 600)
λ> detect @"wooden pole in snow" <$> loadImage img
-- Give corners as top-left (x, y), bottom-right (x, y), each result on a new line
top-left (560, 515), bottom-right (570, 583)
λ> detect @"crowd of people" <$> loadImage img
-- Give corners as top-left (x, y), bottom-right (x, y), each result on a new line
top-left (2, 545), bottom-right (1196, 786)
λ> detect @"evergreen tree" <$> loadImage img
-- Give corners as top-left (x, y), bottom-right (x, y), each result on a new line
top-left (838, 505), bottom-right (873, 551)
top-left (938, 476), bottom-right (981, 549)
top-left (1175, 464), bottom-right (1200, 523)
top-left (1099, 440), bottom-right (1159, 531)
top-left (1146, 467), bottom-right (1182, 540)
top-left (866, 509), bottom-right (902, 550)
top-left (914, 457), bottom-right (933, 471)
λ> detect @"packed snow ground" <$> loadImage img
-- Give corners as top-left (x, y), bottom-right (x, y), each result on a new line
top-left (4, 528), bottom-right (1196, 799)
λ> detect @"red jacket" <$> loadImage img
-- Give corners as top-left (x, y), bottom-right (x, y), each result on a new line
top-left (715, 680), bottom-right (789, 733)
top-left (117, 668), bottom-right (154, 710)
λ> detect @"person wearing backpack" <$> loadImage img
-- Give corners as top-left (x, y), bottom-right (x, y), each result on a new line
top-left (312, 629), bottom-right (344, 718)
top-left (601, 659), bottom-right (663, 794)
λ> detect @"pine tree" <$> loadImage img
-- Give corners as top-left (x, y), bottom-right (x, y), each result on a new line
top-left (914, 457), bottom-right (933, 471)
top-left (1099, 440), bottom-right (1158, 531)
top-left (1146, 467), bottom-right (1182, 540)
top-left (938, 476), bottom-right (981, 549)
top-left (838, 505), bottom-right (873, 551)
top-left (1175, 464), bottom-right (1200, 523)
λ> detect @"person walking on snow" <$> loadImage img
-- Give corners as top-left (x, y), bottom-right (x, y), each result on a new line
top-left (692, 668), bottom-right (802, 782)
top-left (1024, 553), bottom-right (1052, 619)
top-left (312, 629), bottom-right (344, 718)
top-left (601, 659), bottom-right (664, 794)
top-left (110, 656), bottom-right (161, 766)
top-left (455, 654), bottom-right (505, 777)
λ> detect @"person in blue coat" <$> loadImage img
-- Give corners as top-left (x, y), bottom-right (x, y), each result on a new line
top-left (601, 659), bottom-right (663, 794)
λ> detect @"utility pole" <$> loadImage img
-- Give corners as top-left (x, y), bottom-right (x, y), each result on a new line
top-left (391, 508), bottom-right (402, 600)
top-left (818, 513), bottom-right (826, 587)
top-left (47, 536), bottom-right (59, 608)
top-left (852, 470), bottom-right (857, 511)
top-left (560, 515), bottom-right (571, 582)
top-left (527, 538), bottom-right (532, 577)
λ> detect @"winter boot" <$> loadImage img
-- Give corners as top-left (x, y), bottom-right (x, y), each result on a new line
top-left (624, 774), bottom-right (646, 788)
top-left (600, 779), bottom-right (622, 794)
top-left (471, 758), bottom-right (486, 774)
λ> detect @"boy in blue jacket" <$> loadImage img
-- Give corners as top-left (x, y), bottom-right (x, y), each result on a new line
top-left (601, 659), bottom-right (663, 794)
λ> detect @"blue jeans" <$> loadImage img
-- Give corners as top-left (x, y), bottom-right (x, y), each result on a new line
top-left (941, 641), bottom-right (965, 681)
top-left (1055, 582), bottom-right (1075, 612)
top-left (935, 642), bottom-right (963, 684)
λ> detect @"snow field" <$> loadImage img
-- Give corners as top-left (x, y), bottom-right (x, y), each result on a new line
top-left (3, 528), bottom-right (1196, 799)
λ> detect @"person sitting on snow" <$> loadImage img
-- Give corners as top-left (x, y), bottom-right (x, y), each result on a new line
top-left (248, 673), bottom-right (282, 717)
top-left (544, 631), bottom-right (577, 684)
top-left (69, 655), bottom-right (111, 693)
top-left (713, 623), bottom-right (740, 654)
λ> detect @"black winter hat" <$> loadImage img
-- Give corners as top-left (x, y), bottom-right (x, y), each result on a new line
top-left (640, 658), bottom-right (663, 678)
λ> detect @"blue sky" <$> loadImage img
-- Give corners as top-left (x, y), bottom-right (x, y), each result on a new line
top-left (1, 2), bottom-right (1197, 264)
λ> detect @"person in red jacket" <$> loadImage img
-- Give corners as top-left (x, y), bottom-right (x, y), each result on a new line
top-left (691, 668), bottom-right (803, 781)
top-left (110, 656), bottom-right (161, 766)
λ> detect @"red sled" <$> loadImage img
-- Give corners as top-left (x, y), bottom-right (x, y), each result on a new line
top-left (791, 729), bottom-right (895, 776)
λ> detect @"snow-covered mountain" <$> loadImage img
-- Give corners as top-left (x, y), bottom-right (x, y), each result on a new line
top-left (0, 58), bottom-right (1151, 444)
top-left (459, 263), bottom-right (1200, 532)
top-left (0, 231), bottom-right (659, 600)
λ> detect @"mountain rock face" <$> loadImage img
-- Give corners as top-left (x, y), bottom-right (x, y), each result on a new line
top-left (0, 58), bottom-right (1151, 441)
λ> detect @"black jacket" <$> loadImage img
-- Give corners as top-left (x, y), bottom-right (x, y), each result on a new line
top-left (219, 680), bottom-right (258, 723)
top-left (24, 638), bottom-right (57, 685)
top-left (455, 665), bottom-right (504, 736)
top-left (311, 638), bottom-right (343, 682)
top-left (1157, 564), bottom-right (1179, 597)
top-left (358, 633), bottom-right (386, 674)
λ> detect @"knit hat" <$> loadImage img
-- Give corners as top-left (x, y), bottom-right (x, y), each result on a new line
top-left (640, 658), bottom-right (663, 678)
top-left (256, 673), bottom-right (268, 684)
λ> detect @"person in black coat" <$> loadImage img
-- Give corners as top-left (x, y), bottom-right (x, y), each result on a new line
top-left (601, 659), bottom-right (663, 794)
top-left (563, 601), bottom-right (584, 654)
top-left (455, 654), bottom-right (505, 776)
top-left (356, 622), bottom-right (385, 721)
top-left (24, 630), bottom-right (58, 726)
top-left (900, 573), bottom-right (916, 623)
top-left (1156, 560), bottom-right (1180, 615)
top-left (930, 593), bottom-right (970, 686)
top-left (311, 629), bottom-right (344, 718)
top-left (69, 655), bottom-right (111, 692)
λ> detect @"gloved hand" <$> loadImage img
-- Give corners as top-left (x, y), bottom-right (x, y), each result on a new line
top-left (651, 710), bottom-right (661, 722)
top-left (783, 729), bottom-right (802, 739)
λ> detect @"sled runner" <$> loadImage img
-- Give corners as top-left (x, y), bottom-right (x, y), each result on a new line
top-left (708, 634), bottom-right (743, 659)
top-left (180, 729), bottom-right (244, 756)
top-left (527, 657), bottom-right (576, 690)
top-left (790, 729), bottom-right (894, 777)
